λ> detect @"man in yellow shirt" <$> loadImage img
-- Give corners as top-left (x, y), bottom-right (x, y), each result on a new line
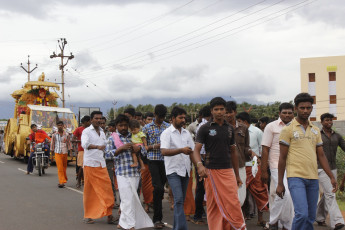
top-left (276, 93), bottom-right (337, 230)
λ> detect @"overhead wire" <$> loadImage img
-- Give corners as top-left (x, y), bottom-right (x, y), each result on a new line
top-left (79, 0), bottom-right (268, 75)
top-left (90, 0), bottom-right (225, 54)
top-left (82, 0), bottom-right (195, 50)
top-left (76, 0), bottom-right (314, 80)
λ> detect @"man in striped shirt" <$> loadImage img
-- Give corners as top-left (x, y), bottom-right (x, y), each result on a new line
top-left (51, 120), bottom-right (72, 188)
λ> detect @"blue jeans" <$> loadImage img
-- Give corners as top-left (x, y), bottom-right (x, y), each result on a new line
top-left (288, 177), bottom-right (319, 230)
top-left (167, 173), bottom-right (189, 230)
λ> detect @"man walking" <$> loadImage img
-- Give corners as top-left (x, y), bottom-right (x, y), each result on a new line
top-left (81, 111), bottom-right (117, 224)
top-left (191, 97), bottom-right (246, 230)
top-left (225, 101), bottom-right (251, 207)
top-left (142, 104), bottom-right (170, 229)
top-left (73, 115), bottom-right (91, 188)
top-left (316, 113), bottom-right (345, 230)
top-left (161, 106), bottom-right (194, 230)
top-left (277, 93), bottom-right (337, 230)
top-left (51, 121), bottom-right (72, 188)
top-left (237, 112), bottom-right (269, 227)
top-left (261, 103), bottom-right (294, 230)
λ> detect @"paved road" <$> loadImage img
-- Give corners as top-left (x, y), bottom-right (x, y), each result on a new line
top-left (0, 153), bottom-right (330, 230)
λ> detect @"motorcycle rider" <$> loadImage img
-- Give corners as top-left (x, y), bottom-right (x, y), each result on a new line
top-left (26, 124), bottom-right (51, 174)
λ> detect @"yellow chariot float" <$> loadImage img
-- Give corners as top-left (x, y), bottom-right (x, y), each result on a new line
top-left (4, 73), bottom-right (78, 163)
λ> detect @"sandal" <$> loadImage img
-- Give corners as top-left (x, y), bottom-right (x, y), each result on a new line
top-left (117, 224), bottom-right (125, 230)
top-left (335, 223), bottom-right (345, 230)
top-left (191, 219), bottom-right (207, 225)
top-left (107, 215), bottom-right (118, 225)
top-left (317, 221), bottom-right (327, 226)
top-left (84, 218), bottom-right (94, 224)
top-left (257, 221), bottom-right (269, 230)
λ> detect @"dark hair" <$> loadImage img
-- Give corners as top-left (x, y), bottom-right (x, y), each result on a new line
top-left (294, 93), bottom-right (314, 107)
top-left (236, 112), bottom-right (251, 124)
top-left (90, 111), bottom-right (102, 119)
top-left (259, 116), bottom-right (269, 124)
top-left (279, 102), bottom-right (294, 112)
top-left (102, 116), bottom-right (107, 122)
top-left (108, 120), bottom-right (116, 127)
top-left (124, 108), bottom-right (136, 117)
top-left (320, 113), bottom-right (334, 122)
top-left (144, 112), bottom-right (154, 119)
top-left (81, 115), bottom-right (91, 123)
top-left (135, 111), bottom-right (142, 117)
top-left (31, 124), bottom-right (37, 129)
top-left (210, 97), bottom-right (226, 109)
top-left (114, 114), bottom-right (129, 126)
top-left (57, 120), bottom-right (64, 125)
top-left (225, 101), bottom-right (237, 112)
top-left (154, 104), bottom-right (167, 118)
top-left (129, 119), bottom-right (141, 129)
top-left (201, 105), bottom-right (211, 118)
top-left (170, 106), bottom-right (187, 118)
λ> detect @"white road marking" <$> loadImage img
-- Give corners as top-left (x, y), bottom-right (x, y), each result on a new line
top-left (18, 168), bottom-right (27, 173)
top-left (164, 222), bottom-right (173, 228)
top-left (66, 186), bottom-right (84, 195)
top-left (0, 160), bottom-right (5, 163)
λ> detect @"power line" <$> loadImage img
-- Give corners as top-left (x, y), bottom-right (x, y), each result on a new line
top-left (80, 0), bottom-right (195, 50)
top-left (77, 0), bottom-right (314, 80)
top-left (79, 0), bottom-right (267, 75)
top-left (90, 0), bottom-right (225, 54)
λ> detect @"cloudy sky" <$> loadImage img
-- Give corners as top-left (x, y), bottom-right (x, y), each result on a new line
top-left (0, 0), bottom-right (344, 118)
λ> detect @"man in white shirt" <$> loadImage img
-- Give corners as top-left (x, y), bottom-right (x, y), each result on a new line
top-left (161, 106), bottom-right (194, 230)
top-left (81, 111), bottom-right (117, 225)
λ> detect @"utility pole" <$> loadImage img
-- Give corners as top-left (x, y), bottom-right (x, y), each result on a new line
top-left (112, 100), bottom-right (118, 119)
top-left (20, 55), bottom-right (37, 82)
top-left (50, 38), bottom-right (74, 108)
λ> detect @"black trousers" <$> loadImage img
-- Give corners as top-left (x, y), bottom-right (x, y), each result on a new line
top-left (194, 167), bottom-right (205, 220)
top-left (149, 160), bottom-right (167, 223)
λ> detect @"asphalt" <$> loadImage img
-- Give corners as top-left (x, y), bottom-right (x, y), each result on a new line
top-left (0, 153), bottom-right (331, 230)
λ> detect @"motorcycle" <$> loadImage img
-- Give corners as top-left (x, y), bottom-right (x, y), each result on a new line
top-left (31, 140), bottom-right (49, 176)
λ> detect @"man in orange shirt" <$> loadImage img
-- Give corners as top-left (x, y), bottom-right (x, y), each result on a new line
top-left (27, 124), bottom-right (51, 174)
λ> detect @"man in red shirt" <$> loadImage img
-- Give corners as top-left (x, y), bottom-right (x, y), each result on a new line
top-left (73, 116), bottom-right (91, 188)
top-left (27, 124), bottom-right (51, 174)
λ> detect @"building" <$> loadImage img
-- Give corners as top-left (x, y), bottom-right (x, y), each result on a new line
top-left (300, 55), bottom-right (345, 121)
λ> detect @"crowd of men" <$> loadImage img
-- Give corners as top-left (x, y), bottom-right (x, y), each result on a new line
top-left (25, 93), bottom-right (345, 230)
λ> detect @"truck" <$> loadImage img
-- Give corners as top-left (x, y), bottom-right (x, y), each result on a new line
top-left (4, 73), bottom-right (78, 163)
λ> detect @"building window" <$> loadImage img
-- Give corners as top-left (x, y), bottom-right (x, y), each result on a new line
top-left (309, 73), bottom-right (315, 82)
top-left (330, 95), bottom-right (337, 104)
top-left (329, 72), bottom-right (336, 81)
top-left (310, 117), bottom-right (316, 121)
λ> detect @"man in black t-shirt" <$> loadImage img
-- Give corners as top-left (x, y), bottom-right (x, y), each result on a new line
top-left (191, 97), bottom-right (246, 230)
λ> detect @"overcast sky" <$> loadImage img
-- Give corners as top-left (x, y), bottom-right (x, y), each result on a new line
top-left (0, 0), bottom-right (344, 118)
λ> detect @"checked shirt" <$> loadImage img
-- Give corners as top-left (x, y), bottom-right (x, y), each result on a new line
top-left (142, 120), bottom-right (170, 161)
top-left (105, 131), bottom-right (145, 177)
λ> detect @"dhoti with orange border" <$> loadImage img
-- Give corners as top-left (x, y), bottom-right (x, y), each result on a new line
top-left (184, 170), bottom-right (196, 216)
top-left (83, 166), bottom-right (114, 219)
top-left (204, 168), bottom-right (246, 230)
top-left (246, 166), bottom-right (269, 212)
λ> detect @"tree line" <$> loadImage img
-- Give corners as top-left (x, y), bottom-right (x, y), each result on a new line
top-left (106, 101), bottom-right (291, 123)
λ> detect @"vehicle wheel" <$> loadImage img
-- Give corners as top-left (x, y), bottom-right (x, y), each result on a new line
top-left (38, 156), bottom-right (42, 176)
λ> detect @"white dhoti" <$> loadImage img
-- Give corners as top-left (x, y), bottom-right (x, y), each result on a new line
top-left (316, 169), bottom-right (344, 229)
top-left (117, 175), bottom-right (154, 229)
top-left (238, 167), bottom-right (247, 206)
top-left (270, 168), bottom-right (294, 230)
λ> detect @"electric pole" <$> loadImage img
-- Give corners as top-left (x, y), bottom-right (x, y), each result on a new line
top-left (112, 100), bottom-right (118, 119)
top-left (20, 55), bottom-right (37, 82)
top-left (50, 38), bottom-right (74, 108)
